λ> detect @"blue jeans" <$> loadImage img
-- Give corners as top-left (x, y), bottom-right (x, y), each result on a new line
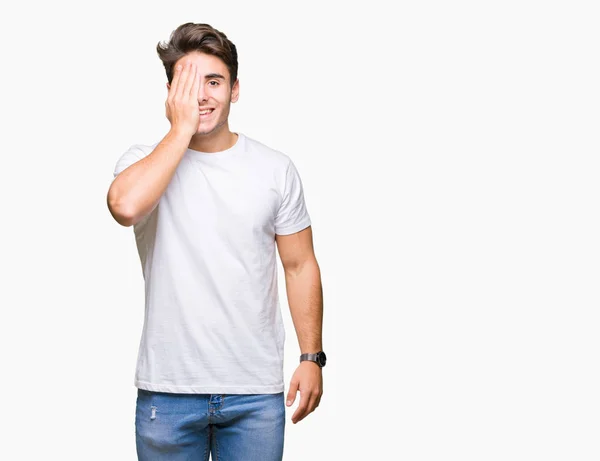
top-left (135, 389), bottom-right (286, 460)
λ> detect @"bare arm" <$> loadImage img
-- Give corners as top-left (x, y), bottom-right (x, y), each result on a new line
top-left (276, 226), bottom-right (323, 354)
top-left (277, 226), bottom-right (324, 424)
top-left (107, 61), bottom-right (201, 227)
top-left (107, 129), bottom-right (191, 227)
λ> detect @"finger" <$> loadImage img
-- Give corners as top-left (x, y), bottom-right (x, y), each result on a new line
top-left (176, 62), bottom-right (192, 99)
top-left (302, 391), bottom-right (322, 423)
top-left (286, 381), bottom-right (298, 407)
top-left (315, 385), bottom-right (323, 408)
top-left (169, 64), bottom-right (183, 96)
top-left (303, 392), bottom-right (319, 420)
top-left (190, 64), bottom-right (200, 100)
top-left (292, 396), bottom-right (315, 424)
top-left (291, 391), bottom-right (310, 424)
top-left (182, 63), bottom-right (196, 99)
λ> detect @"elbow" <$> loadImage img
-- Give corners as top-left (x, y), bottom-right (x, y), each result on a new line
top-left (107, 189), bottom-right (137, 227)
top-left (283, 257), bottom-right (320, 278)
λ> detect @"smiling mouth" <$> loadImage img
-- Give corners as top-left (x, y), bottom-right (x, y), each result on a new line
top-left (199, 108), bottom-right (214, 116)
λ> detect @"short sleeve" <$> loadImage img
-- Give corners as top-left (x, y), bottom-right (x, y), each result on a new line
top-left (275, 159), bottom-right (311, 235)
top-left (110, 144), bottom-right (157, 228)
top-left (113, 145), bottom-right (147, 179)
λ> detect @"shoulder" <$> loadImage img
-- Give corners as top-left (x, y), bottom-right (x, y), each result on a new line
top-left (113, 141), bottom-right (159, 177)
top-left (242, 134), bottom-right (293, 169)
top-left (124, 141), bottom-right (159, 159)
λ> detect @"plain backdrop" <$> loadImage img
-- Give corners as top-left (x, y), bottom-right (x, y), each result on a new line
top-left (1, 1), bottom-right (598, 459)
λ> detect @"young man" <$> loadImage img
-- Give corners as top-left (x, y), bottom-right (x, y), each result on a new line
top-left (106, 23), bottom-right (326, 460)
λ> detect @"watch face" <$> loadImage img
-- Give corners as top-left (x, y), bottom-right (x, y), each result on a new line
top-left (318, 351), bottom-right (327, 366)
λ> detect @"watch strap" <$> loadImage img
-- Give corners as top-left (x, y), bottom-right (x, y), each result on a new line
top-left (300, 353), bottom-right (319, 362)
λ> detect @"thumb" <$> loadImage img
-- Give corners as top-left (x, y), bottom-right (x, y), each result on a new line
top-left (286, 380), bottom-right (299, 407)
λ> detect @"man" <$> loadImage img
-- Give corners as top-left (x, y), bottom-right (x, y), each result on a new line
top-left (106, 22), bottom-right (326, 460)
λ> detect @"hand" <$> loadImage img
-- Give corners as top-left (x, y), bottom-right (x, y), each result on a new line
top-left (286, 361), bottom-right (323, 424)
top-left (165, 61), bottom-right (200, 137)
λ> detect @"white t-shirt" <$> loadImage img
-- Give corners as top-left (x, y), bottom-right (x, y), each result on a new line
top-left (112, 132), bottom-right (311, 394)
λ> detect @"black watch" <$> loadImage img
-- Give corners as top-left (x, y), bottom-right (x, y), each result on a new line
top-left (300, 351), bottom-right (327, 368)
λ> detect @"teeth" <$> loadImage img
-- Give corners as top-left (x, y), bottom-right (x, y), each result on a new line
top-left (199, 109), bottom-right (213, 115)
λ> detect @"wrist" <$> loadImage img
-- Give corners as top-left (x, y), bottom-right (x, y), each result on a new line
top-left (300, 360), bottom-right (322, 370)
top-left (167, 127), bottom-right (193, 143)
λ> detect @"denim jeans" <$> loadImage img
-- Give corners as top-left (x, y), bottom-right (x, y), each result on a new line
top-left (135, 389), bottom-right (286, 460)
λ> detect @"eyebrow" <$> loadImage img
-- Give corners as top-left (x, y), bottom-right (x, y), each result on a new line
top-left (204, 73), bottom-right (226, 80)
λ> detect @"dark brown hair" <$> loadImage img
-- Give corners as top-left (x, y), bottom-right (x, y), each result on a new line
top-left (156, 23), bottom-right (238, 89)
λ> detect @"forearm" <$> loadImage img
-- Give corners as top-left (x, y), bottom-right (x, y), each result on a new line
top-left (284, 258), bottom-right (323, 354)
top-left (107, 128), bottom-right (191, 226)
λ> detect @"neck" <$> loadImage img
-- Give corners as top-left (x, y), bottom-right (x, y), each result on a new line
top-left (188, 122), bottom-right (237, 153)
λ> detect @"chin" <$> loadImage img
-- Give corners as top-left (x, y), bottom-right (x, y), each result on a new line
top-left (197, 118), bottom-right (226, 136)
top-left (196, 127), bottom-right (216, 136)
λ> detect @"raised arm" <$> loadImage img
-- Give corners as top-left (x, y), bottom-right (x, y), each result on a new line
top-left (107, 61), bottom-right (200, 227)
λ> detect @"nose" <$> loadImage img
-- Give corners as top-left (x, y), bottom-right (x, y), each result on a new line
top-left (198, 81), bottom-right (208, 103)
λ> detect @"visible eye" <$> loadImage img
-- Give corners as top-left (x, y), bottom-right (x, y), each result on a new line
top-left (208, 81), bottom-right (219, 86)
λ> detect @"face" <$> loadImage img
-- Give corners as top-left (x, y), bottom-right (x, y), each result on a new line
top-left (166, 51), bottom-right (239, 137)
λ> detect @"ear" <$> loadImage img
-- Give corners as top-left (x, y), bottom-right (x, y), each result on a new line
top-left (231, 79), bottom-right (240, 103)
top-left (166, 82), bottom-right (170, 91)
